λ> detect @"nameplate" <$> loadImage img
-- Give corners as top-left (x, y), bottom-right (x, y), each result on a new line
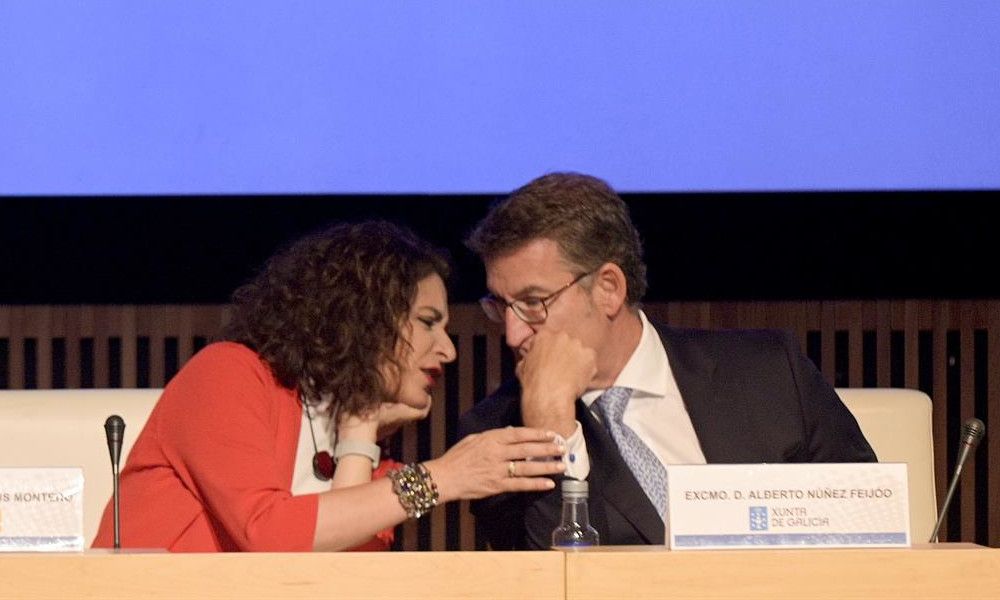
top-left (0, 467), bottom-right (84, 552)
top-left (665, 463), bottom-right (909, 550)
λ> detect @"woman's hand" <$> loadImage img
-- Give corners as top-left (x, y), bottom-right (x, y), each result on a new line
top-left (337, 400), bottom-right (430, 443)
top-left (423, 427), bottom-right (566, 503)
top-left (374, 400), bottom-right (431, 440)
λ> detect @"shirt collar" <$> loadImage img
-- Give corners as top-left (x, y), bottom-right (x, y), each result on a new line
top-left (582, 310), bottom-right (670, 407)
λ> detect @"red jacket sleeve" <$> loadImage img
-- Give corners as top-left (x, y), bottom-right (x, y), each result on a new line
top-left (154, 343), bottom-right (318, 551)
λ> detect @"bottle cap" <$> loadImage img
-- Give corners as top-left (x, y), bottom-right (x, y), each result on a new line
top-left (561, 478), bottom-right (588, 497)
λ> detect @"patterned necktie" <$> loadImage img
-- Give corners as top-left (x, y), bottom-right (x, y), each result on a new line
top-left (595, 386), bottom-right (667, 517)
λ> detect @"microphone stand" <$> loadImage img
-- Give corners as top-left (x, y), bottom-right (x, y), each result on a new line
top-left (111, 458), bottom-right (121, 549)
top-left (104, 415), bottom-right (125, 549)
top-left (928, 417), bottom-right (985, 543)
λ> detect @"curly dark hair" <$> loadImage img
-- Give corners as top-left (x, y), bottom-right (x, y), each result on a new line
top-left (465, 172), bottom-right (647, 304)
top-left (223, 220), bottom-right (450, 416)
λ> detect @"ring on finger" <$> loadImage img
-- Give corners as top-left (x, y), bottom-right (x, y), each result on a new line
top-left (507, 460), bottom-right (517, 478)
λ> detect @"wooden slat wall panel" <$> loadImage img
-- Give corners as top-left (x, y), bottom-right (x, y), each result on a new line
top-left (959, 305), bottom-right (976, 542)
top-left (8, 307), bottom-right (26, 389)
top-left (931, 302), bottom-right (951, 539)
top-left (990, 307), bottom-right (1000, 546)
top-left (840, 301), bottom-right (863, 387)
top-left (454, 328), bottom-right (476, 552)
top-left (92, 307), bottom-right (110, 388)
top-left (1, 301), bottom-right (997, 549)
top-left (429, 374), bottom-right (447, 551)
top-left (33, 307), bottom-right (53, 390)
top-left (876, 301), bottom-right (892, 387)
top-left (63, 308), bottom-right (82, 389)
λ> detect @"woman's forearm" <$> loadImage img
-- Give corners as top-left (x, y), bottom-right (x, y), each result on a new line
top-left (313, 477), bottom-right (408, 551)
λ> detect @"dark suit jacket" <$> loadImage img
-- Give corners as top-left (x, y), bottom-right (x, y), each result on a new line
top-left (457, 322), bottom-right (877, 549)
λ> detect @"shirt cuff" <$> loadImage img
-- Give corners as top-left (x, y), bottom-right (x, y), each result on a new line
top-left (558, 420), bottom-right (590, 480)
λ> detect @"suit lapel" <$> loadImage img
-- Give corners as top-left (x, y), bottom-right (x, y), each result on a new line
top-left (578, 401), bottom-right (664, 544)
top-left (655, 323), bottom-right (749, 463)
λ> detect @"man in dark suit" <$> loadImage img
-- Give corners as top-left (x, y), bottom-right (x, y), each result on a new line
top-left (458, 172), bottom-right (876, 549)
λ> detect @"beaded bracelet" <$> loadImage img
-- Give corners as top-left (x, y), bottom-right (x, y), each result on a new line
top-left (388, 463), bottom-right (439, 519)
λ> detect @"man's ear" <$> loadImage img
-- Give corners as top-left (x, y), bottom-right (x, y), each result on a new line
top-left (591, 262), bottom-right (628, 317)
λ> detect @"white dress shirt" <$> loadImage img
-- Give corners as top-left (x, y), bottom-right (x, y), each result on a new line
top-left (563, 310), bottom-right (706, 480)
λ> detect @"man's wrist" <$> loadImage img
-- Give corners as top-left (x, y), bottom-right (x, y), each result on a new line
top-left (521, 413), bottom-right (576, 438)
top-left (548, 419), bottom-right (577, 439)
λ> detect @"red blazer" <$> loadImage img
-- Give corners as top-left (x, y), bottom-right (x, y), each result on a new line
top-left (92, 342), bottom-right (394, 552)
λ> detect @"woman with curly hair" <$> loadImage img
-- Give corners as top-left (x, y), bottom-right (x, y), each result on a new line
top-left (92, 221), bottom-right (564, 552)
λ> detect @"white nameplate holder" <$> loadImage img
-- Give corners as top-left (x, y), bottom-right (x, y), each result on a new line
top-left (665, 463), bottom-right (909, 550)
top-left (0, 467), bottom-right (84, 552)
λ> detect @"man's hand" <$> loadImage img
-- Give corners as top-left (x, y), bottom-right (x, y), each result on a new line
top-left (515, 329), bottom-right (596, 437)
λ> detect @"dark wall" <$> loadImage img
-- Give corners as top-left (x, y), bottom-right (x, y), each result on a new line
top-left (1, 190), bottom-right (996, 304)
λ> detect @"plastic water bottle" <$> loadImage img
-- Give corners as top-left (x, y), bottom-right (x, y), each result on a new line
top-left (551, 479), bottom-right (600, 548)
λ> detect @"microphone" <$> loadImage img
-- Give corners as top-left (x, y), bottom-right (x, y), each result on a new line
top-left (928, 417), bottom-right (985, 542)
top-left (103, 415), bottom-right (125, 549)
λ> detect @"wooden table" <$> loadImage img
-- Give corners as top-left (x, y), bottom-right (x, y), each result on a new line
top-left (564, 544), bottom-right (1000, 600)
top-left (1, 544), bottom-right (997, 599)
top-left (0, 550), bottom-right (562, 600)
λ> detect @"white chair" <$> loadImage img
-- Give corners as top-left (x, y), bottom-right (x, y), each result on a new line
top-left (0, 388), bottom-right (161, 546)
top-left (836, 387), bottom-right (937, 543)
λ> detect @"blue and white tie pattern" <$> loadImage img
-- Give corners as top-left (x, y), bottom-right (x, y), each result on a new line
top-left (596, 386), bottom-right (667, 518)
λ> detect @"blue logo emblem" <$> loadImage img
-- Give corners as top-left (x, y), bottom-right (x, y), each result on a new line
top-left (749, 506), bottom-right (769, 531)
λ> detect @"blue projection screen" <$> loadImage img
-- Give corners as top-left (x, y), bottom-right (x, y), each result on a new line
top-left (2, 2), bottom-right (998, 195)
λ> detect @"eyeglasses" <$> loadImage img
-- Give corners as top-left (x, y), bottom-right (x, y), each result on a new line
top-left (479, 271), bottom-right (591, 325)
